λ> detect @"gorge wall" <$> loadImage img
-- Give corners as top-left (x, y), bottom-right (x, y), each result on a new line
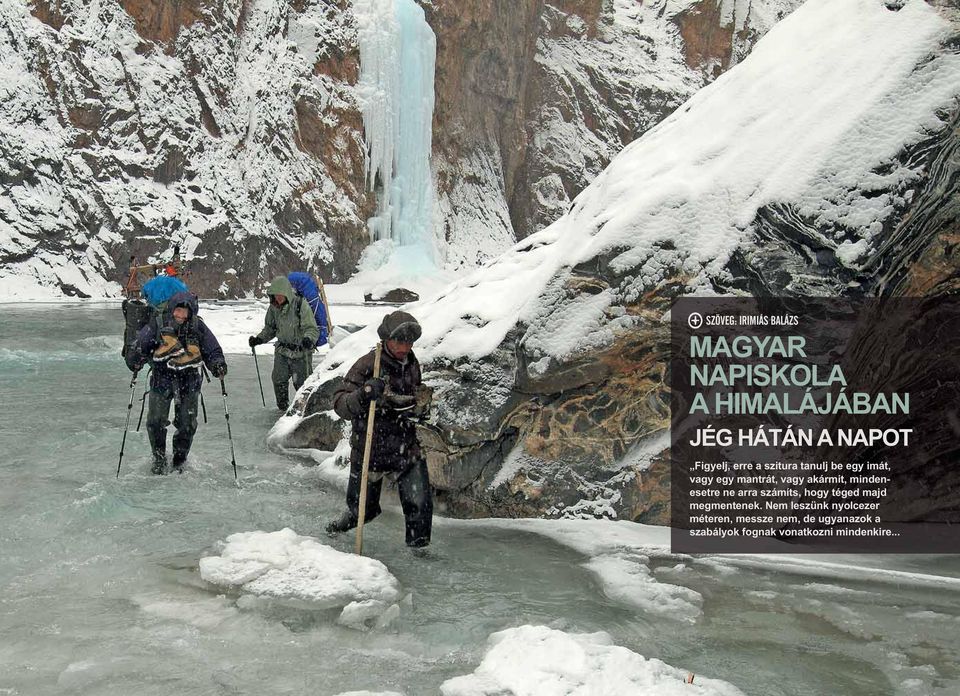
top-left (276, 0), bottom-right (960, 522)
top-left (1, 0), bottom-right (798, 297)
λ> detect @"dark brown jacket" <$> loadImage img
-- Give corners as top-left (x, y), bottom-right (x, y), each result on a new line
top-left (333, 347), bottom-right (422, 472)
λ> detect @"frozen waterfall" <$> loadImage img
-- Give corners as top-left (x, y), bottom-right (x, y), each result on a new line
top-left (354, 0), bottom-right (437, 274)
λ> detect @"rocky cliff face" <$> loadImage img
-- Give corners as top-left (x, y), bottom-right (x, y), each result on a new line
top-left (2, 0), bottom-right (798, 297)
top-left (427, 0), bottom-right (803, 267)
top-left (277, 0), bottom-right (960, 523)
top-left (2, 0), bottom-right (373, 298)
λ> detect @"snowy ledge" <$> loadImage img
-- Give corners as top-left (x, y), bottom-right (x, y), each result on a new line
top-left (458, 518), bottom-right (960, 592)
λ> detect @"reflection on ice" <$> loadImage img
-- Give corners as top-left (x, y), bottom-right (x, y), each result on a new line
top-left (134, 593), bottom-right (240, 630)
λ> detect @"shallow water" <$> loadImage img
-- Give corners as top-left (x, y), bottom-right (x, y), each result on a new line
top-left (1, 305), bottom-right (958, 695)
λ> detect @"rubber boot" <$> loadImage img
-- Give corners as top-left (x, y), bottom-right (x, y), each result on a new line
top-left (151, 450), bottom-right (168, 475)
top-left (325, 511), bottom-right (356, 535)
top-left (171, 451), bottom-right (186, 474)
top-left (275, 383), bottom-right (289, 412)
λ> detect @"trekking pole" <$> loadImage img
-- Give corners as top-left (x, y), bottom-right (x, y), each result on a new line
top-left (135, 379), bottom-right (148, 431)
top-left (116, 371), bottom-right (139, 478)
top-left (135, 367), bottom-right (153, 432)
top-left (252, 346), bottom-right (266, 407)
top-left (199, 365), bottom-right (210, 424)
top-left (219, 377), bottom-right (239, 482)
top-left (355, 343), bottom-right (383, 556)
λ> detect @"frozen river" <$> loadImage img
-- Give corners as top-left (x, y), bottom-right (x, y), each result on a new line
top-left (1, 304), bottom-right (958, 695)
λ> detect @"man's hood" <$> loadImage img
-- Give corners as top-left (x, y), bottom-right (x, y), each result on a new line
top-left (267, 276), bottom-right (295, 301)
top-left (167, 291), bottom-right (199, 319)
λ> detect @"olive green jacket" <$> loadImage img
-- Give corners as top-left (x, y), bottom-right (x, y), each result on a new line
top-left (256, 276), bottom-right (319, 358)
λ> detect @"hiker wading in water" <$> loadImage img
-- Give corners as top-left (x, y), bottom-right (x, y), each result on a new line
top-left (126, 292), bottom-right (227, 474)
top-left (248, 276), bottom-right (319, 411)
top-left (326, 311), bottom-right (433, 548)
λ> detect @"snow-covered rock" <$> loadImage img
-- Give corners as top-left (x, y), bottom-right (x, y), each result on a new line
top-left (428, 0), bottom-right (803, 267)
top-left (199, 528), bottom-right (402, 624)
top-left (439, 625), bottom-right (744, 696)
top-left (512, 0), bottom-right (804, 240)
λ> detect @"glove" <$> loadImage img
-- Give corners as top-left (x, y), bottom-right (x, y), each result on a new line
top-left (362, 378), bottom-right (385, 402)
top-left (249, 336), bottom-right (263, 348)
top-left (301, 336), bottom-right (315, 350)
top-left (381, 387), bottom-right (417, 412)
top-left (124, 346), bottom-right (144, 373)
top-left (211, 363), bottom-right (227, 378)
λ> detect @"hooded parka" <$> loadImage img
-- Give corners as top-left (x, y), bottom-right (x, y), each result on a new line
top-left (129, 292), bottom-right (226, 469)
top-left (254, 276), bottom-right (320, 410)
top-left (255, 276), bottom-right (319, 358)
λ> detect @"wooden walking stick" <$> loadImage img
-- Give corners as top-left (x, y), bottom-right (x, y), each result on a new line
top-left (355, 343), bottom-right (383, 556)
top-left (315, 274), bottom-right (334, 338)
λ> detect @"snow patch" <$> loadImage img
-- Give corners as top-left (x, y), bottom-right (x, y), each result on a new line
top-left (583, 553), bottom-right (702, 623)
top-left (337, 598), bottom-right (402, 631)
top-left (439, 625), bottom-right (744, 696)
top-left (199, 528), bottom-right (402, 613)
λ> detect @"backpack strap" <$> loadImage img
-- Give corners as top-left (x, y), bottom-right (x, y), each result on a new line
top-left (149, 311), bottom-right (162, 344)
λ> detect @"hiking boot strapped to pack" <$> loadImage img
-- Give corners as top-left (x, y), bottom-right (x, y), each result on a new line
top-left (153, 327), bottom-right (185, 361)
top-left (168, 338), bottom-right (202, 370)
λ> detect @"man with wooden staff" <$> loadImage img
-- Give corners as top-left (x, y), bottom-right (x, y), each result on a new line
top-left (326, 311), bottom-right (433, 548)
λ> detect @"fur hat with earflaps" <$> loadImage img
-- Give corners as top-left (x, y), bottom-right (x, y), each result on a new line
top-left (377, 311), bottom-right (422, 343)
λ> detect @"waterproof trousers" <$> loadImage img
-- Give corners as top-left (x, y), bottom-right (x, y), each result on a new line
top-left (344, 453), bottom-right (433, 547)
top-left (146, 382), bottom-right (200, 465)
top-left (272, 353), bottom-right (310, 410)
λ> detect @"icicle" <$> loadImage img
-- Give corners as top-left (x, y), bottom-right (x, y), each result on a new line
top-left (354, 0), bottom-right (400, 238)
top-left (390, 0), bottom-right (435, 254)
top-left (354, 0), bottom-right (437, 268)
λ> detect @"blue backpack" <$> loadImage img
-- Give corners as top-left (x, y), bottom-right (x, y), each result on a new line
top-left (121, 275), bottom-right (190, 362)
top-left (287, 272), bottom-right (329, 346)
top-left (142, 275), bottom-right (189, 310)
